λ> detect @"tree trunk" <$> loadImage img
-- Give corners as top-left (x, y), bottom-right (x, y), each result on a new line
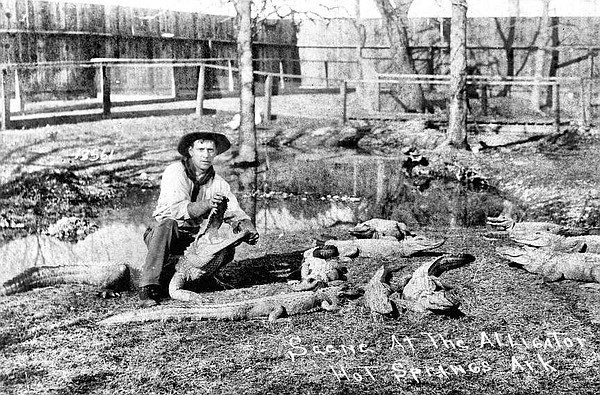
top-left (447, 0), bottom-right (468, 149)
top-left (232, 0), bottom-right (258, 224)
top-left (373, 0), bottom-right (425, 112)
top-left (494, 17), bottom-right (516, 97)
top-left (545, 16), bottom-right (560, 109)
top-left (234, 0), bottom-right (257, 165)
top-left (531, 0), bottom-right (549, 112)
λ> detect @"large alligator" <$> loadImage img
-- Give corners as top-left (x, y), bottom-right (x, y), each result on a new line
top-left (1, 199), bottom-right (250, 299)
top-left (99, 284), bottom-right (353, 324)
top-left (365, 254), bottom-right (475, 317)
top-left (400, 254), bottom-right (475, 313)
top-left (485, 216), bottom-right (594, 240)
top-left (349, 218), bottom-right (414, 240)
top-left (325, 235), bottom-right (445, 259)
top-left (497, 246), bottom-right (600, 283)
top-left (512, 232), bottom-right (600, 254)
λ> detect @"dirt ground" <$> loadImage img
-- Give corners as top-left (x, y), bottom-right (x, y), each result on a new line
top-left (1, 98), bottom-right (600, 394)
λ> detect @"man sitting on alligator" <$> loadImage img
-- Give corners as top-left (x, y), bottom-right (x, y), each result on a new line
top-left (139, 131), bottom-right (259, 307)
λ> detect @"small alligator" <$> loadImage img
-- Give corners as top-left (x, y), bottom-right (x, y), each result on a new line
top-left (325, 235), bottom-right (446, 259)
top-left (497, 246), bottom-right (600, 283)
top-left (99, 284), bottom-right (351, 324)
top-left (1, 199), bottom-right (250, 299)
top-left (290, 245), bottom-right (346, 291)
top-left (349, 218), bottom-right (414, 240)
top-left (512, 232), bottom-right (600, 254)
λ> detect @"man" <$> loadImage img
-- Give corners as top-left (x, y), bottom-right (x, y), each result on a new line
top-left (139, 131), bottom-right (259, 307)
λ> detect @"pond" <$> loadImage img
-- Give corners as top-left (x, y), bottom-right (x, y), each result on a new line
top-left (0, 154), bottom-right (506, 284)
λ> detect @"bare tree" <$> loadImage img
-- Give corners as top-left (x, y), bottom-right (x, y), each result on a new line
top-left (372, 0), bottom-right (425, 112)
top-left (447, 0), bottom-right (468, 149)
top-left (531, 0), bottom-right (550, 112)
top-left (232, 0), bottom-right (257, 166)
top-left (494, 17), bottom-right (516, 96)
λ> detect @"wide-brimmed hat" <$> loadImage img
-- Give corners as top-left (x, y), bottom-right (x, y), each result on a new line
top-left (177, 132), bottom-right (231, 157)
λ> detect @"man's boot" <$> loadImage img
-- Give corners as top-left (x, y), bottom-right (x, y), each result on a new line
top-left (139, 284), bottom-right (161, 308)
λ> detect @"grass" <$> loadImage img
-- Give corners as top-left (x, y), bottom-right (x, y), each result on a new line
top-left (0, 228), bottom-right (599, 394)
top-left (1, 113), bottom-right (600, 394)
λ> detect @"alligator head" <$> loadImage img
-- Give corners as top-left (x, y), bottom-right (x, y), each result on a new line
top-left (401, 254), bottom-right (475, 313)
top-left (348, 223), bottom-right (376, 239)
top-left (486, 216), bottom-right (516, 231)
top-left (401, 235), bottom-right (446, 255)
top-left (495, 246), bottom-right (555, 275)
top-left (512, 231), bottom-right (585, 253)
top-left (349, 219), bottom-right (413, 240)
top-left (176, 198), bottom-right (249, 281)
top-left (495, 246), bottom-right (533, 267)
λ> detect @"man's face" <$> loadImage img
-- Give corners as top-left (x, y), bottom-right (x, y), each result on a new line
top-left (188, 139), bottom-right (217, 171)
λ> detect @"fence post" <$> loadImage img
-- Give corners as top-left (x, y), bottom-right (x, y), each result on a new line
top-left (228, 60), bottom-right (234, 91)
top-left (377, 76), bottom-right (381, 112)
top-left (552, 81), bottom-right (560, 133)
top-left (99, 64), bottom-right (111, 117)
top-left (480, 82), bottom-right (488, 116)
top-left (324, 61), bottom-right (329, 88)
top-left (353, 159), bottom-right (358, 196)
top-left (340, 80), bottom-right (347, 125)
top-left (264, 74), bottom-right (272, 123)
top-left (14, 69), bottom-right (23, 113)
top-left (170, 63), bottom-right (177, 99)
top-left (278, 61), bottom-right (285, 91)
top-left (196, 64), bottom-right (206, 117)
top-left (376, 159), bottom-right (385, 204)
top-left (587, 78), bottom-right (593, 122)
top-left (579, 78), bottom-right (588, 127)
top-left (0, 67), bottom-right (9, 130)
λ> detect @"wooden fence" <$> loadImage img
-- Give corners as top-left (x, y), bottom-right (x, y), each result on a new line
top-left (1, 59), bottom-right (597, 131)
top-left (0, 0), bottom-right (300, 100)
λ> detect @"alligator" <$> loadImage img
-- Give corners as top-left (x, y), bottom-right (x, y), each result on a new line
top-left (400, 254), bottom-right (475, 313)
top-left (349, 218), bottom-right (414, 240)
top-left (512, 232), bottom-right (600, 254)
top-left (325, 235), bottom-right (446, 259)
top-left (496, 246), bottom-right (600, 283)
top-left (485, 216), bottom-right (594, 240)
top-left (1, 199), bottom-right (250, 299)
top-left (364, 265), bottom-right (398, 318)
top-left (99, 284), bottom-right (353, 324)
top-left (169, 197), bottom-right (251, 301)
top-left (290, 245), bottom-right (346, 291)
top-left (365, 254), bottom-right (475, 317)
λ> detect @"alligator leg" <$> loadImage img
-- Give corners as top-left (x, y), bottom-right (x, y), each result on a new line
top-left (268, 306), bottom-right (287, 322)
top-left (168, 272), bottom-right (207, 303)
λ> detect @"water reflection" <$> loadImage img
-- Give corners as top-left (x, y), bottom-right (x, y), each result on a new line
top-left (1, 155), bottom-right (505, 282)
top-left (251, 198), bottom-right (359, 233)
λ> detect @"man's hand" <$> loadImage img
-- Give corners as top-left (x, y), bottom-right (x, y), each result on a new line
top-left (187, 193), bottom-right (227, 219)
top-left (208, 192), bottom-right (227, 208)
top-left (234, 219), bottom-right (259, 245)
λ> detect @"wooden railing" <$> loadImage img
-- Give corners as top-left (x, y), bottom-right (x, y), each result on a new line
top-left (0, 59), bottom-right (596, 130)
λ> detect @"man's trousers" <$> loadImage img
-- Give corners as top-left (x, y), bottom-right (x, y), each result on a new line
top-left (140, 219), bottom-right (195, 289)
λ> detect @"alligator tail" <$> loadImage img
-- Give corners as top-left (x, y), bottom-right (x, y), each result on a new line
top-left (0, 264), bottom-right (129, 296)
top-left (99, 305), bottom-right (243, 325)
